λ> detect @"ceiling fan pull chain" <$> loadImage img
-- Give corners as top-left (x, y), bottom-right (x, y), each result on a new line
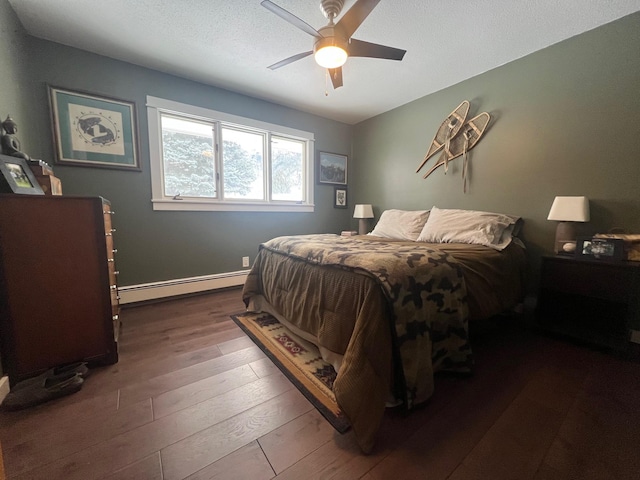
top-left (325, 70), bottom-right (329, 96)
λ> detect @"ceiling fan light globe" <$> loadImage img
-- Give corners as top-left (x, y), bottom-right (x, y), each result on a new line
top-left (315, 46), bottom-right (348, 68)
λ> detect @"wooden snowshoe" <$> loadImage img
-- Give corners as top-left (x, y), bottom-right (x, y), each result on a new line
top-left (422, 112), bottom-right (490, 180)
top-left (416, 100), bottom-right (470, 173)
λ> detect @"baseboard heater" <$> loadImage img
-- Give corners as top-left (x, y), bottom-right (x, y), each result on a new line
top-left (118, 270), bottom-right (249, 305)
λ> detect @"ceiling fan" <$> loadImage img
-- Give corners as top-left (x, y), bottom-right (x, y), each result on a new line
top-left (261, 0), bottom-right (406, 89)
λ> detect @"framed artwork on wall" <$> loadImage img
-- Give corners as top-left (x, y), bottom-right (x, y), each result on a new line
top-left (0, 154), bottom-right (45, 194)
top-left (318, 151), bottom-right (347, 185)
top-left (48, 86), bottom-right (140, 171)
top-left (334, 187), bottom-right (347, 208)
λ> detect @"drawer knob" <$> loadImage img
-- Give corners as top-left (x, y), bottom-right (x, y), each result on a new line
top-left (110, 285), bottom-right (117, 290)
top-left (112, 314), bottom-right (119, 321)
top-left (114, 271), bottom-right (120, 275)
top-left (108, 258), bottom-right (115, 263)
top-left (112, 249), bottom-right (118, 254)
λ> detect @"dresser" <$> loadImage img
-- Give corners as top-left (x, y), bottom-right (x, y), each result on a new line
top-left (0, 194), bottom-right (120, 385)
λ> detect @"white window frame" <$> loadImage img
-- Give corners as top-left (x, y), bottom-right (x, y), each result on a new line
top-left (147, 96), bottom-right (315, 212)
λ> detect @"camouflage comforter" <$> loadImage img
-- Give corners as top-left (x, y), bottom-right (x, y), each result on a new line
top-left (242, 234), bottom-right (473, 452)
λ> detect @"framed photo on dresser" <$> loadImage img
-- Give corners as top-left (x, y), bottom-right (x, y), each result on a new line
top-left (0, 154), bottom-right (44, 195)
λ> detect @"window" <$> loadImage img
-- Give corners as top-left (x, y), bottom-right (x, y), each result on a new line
top-left (147, 96), bottom-right (314, 212)
top-left (161, 115), bottom-right (216, 199)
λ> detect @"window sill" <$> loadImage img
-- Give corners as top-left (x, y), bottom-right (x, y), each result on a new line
top-left (151, 199), bottom-right (314, 213)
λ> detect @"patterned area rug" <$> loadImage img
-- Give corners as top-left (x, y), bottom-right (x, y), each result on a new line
top-left (231, 311), bottom-right (350, 433)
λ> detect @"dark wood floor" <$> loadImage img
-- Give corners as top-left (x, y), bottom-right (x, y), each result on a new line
top-left (1, 288), bottom-right (639, 479)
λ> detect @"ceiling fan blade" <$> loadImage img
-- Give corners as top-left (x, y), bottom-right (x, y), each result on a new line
top-left (329, 67), bottom-right (343, 89)
top-left (261, 1), bottom-right (321, 38)
top-left (268, 51), bottom-right (313, 70)
top-left (348, 38), bottom-right (406, 60)
top-left (335, 0), bottom-right (381, 39)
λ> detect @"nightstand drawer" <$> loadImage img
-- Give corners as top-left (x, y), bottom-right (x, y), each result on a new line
top-left (540, 257), bottom-right (633, 302)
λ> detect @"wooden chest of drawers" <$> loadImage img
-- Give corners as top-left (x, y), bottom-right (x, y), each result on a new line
top-left (0, 194), bottom-right (119, 385)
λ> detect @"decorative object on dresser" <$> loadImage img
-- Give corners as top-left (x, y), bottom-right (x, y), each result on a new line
top-left (0, 115), bottom-right (30, 160)
top-left (0, 195), bottom-right (120, 386)
top-left (0, 154), bottom-right (44, 195)
top-left (547, 195), bottom-right (590, 254)
top-left (353, 203), bottom-right (374, 235)
top-left (28, 159), bottom-right (62, 195)
top-left (48, 85), bottom-right (140, 171)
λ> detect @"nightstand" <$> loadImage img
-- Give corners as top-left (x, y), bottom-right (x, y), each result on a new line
top-left (535, 255), bottom-right (640, 353)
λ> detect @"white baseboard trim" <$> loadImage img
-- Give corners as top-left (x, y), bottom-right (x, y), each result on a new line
top-left (118, 270), bottom-right (249, 305)
top-left (0, 375), bottom-right (9, 405)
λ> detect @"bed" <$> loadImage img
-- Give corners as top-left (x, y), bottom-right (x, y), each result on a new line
top-left (242, 207), bottom-right (528, 452)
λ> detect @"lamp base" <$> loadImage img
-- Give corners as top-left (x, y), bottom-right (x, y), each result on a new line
top-left (358, 218), bottom-right (369, 236)
top-left (554, 221), bottom-right (577, 254)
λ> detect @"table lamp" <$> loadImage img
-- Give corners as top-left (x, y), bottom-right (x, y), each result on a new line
top-left (547, 196), bottom-right (590, 254)
top-left (353, 204), bottom-right (374, 235)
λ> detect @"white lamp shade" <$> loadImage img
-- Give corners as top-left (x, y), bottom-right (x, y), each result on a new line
top-left (353, 204), bottom-right (374, 219)
top-left (547, 196), bottom-right (590, 222)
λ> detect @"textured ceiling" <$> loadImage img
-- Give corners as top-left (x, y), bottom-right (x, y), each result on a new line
top-left (8, 0), bottom-right (640, 124)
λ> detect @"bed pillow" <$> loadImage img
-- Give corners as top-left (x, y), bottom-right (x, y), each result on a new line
top-left (368, 209), bottom-right (430, 241)
top-left (416, 206), bottom-right (521, 250)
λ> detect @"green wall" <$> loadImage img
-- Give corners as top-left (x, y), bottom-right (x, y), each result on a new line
top-left (352, 11), bottom-right (640, 288)
top-left (0, 0), bottom-right (33, 147)
top-left (1, 3), bottom-right (353, 286)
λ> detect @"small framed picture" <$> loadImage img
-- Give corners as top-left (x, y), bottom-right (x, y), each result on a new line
top-left (318, 151), bottom-right (347, 185)
top-left (334, 187), bottom-right (347, 208)
top-left (0, 154), bottom-right (45, 195)
top-left (575, 236), bottom-right (624, 262)
top-left (48, 85), bottom-right (140, 171)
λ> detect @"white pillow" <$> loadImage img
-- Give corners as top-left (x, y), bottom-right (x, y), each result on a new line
top-left (416, 207), bottom-right (521, 250)
top-left (368, 209), bottom-right (430, 241)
